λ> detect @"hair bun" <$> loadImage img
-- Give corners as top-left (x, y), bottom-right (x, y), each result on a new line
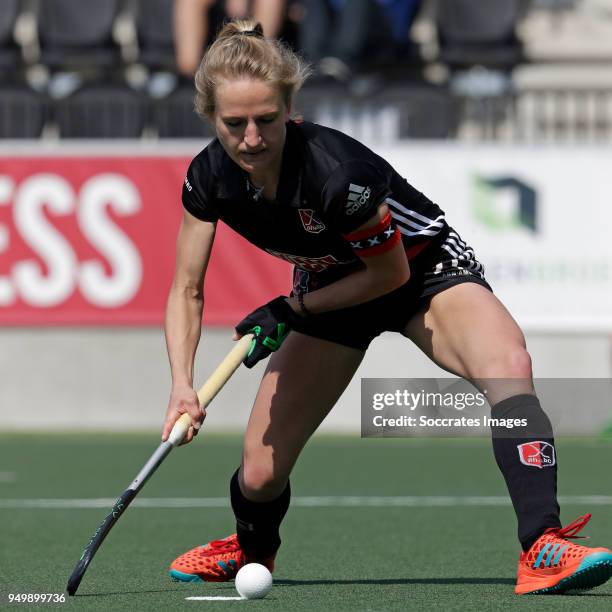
top-left (238, 23), bottom-right (264, 38)
top-left (216, 20), bottom-right (265, 42)
top-left (240, 29), bottom-right (263, 38)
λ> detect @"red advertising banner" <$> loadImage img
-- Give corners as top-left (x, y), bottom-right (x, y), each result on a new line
top-left (0, 153), bottom-right (291, 325)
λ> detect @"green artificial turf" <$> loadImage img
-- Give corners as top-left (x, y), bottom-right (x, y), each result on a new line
top-left (0, 434), bottom-right (611, 610)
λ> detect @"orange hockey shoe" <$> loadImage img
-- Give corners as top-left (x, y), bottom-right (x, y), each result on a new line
top-left (515, 514), bottom-right (612, 595)
top-left (169, 533), bottom-right (275, 583)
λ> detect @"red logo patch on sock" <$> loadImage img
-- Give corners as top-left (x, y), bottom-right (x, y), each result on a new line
top-left (517, 441), bottom-right (556, 468)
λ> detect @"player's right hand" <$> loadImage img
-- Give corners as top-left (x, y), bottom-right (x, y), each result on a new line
top-left (235, 296), bottom-right (296, 368)
top-left (162, 385), bottom-right (205, 445)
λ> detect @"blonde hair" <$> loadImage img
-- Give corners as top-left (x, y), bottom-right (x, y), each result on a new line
top-left (194, 19), bottom-right (311, 118)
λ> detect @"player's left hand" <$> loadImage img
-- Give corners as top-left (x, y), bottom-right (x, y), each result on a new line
top-left (234, 296), bottom-right (296, 368)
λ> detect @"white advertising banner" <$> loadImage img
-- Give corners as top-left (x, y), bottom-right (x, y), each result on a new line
top-left (380, 145), bottom-right (612, 332)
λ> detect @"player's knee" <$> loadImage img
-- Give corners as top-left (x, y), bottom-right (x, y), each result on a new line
top-left (241, 461), bottom-right (285, 500)
top-left (504, 347), bottom-right (533, 379)
top-left (474, 346), bottom-right (533, 380)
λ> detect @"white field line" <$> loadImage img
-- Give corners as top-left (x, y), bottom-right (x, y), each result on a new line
top-left (186, 596), bottom-right (244, 601)
top-left (1, 495), bottom-right (612, 509)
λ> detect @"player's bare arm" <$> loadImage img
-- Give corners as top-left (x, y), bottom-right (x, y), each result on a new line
top-left (162, 210), bottom-right (216, 443)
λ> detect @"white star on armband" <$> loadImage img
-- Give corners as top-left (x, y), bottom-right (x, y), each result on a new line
top-left (367, 237), bottom-right (380, 246)
top-left (350, 241), bottom-right (362, 249)
top-left (384, 227), bottom-right (395, 238)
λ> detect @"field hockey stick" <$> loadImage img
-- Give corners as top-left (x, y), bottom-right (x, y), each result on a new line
top-left (66, 334), bottom-right (254, 596)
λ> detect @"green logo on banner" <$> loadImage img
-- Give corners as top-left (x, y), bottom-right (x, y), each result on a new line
top-left (472, 176), bottom-right (537, 233)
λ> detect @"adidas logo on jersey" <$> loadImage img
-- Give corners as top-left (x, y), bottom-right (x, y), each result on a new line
top-left (346, 183), bottom-right (371, 215)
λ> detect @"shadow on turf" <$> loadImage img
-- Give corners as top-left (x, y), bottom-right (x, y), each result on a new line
top-left (74, 581), bottom-right (516, 598)
top-left (274, 578), bottom-right (516, 586)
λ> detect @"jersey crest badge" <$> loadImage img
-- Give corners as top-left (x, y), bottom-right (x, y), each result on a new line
top-left (298, 209), bottom-right (325, 234)
top-left (517, 441), bottom-right (556, 468)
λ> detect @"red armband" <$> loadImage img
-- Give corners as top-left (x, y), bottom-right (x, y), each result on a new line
top-left (342, 211), bottom-right (401, 257)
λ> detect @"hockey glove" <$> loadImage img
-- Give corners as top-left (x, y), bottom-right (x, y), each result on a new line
top-left (235, 296), bottom-right (296, 368)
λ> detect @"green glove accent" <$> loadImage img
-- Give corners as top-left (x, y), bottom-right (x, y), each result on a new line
top-left (246, 325), bottom-right (262, 358)
top-left (262, 323), bottom-right (289, 351)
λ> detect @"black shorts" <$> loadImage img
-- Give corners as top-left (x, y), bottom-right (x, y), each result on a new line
top-left (291, 228), bottom-right (492, 351)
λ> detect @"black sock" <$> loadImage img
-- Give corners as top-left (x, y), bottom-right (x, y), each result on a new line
top-left (230, 468), bottom-right (291, 560)
top-left (490, 394), bottom-right (561, 551)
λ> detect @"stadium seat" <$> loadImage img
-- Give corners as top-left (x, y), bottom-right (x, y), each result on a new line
top-left (135, 0), bottom-right (176, 71)
top-left (53, 82), bottom-right (147, 138)
top-left (0, 0), bottom-right (21, 71)
top-left (38, 0), bottom-right (124, 70)
top-left (152, 82), bottom-right (215, 138)
top-left (0, 83), bottom-right (46, 138)
top-left (435, 0), bottom-right (524, 69)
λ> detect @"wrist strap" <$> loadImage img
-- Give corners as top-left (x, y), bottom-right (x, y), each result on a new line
top-left (297, 292), bottom-right (312, 317)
